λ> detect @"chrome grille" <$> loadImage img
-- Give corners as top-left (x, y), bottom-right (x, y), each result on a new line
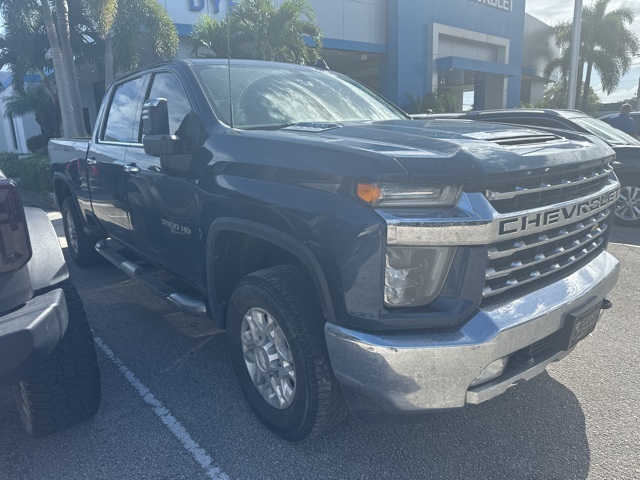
top-left (483, 209), bottom-right (611, 298)
top-left (487, 164), bottom-right (613, 213)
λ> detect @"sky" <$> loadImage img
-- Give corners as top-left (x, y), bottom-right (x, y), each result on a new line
top-left (526, 0), bottom-right (640, 104)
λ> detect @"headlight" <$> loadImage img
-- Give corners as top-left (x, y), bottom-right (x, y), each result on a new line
top-left (385, 246), bottom-right (456, 307)
top-left (0, 180), bottom-right (32, 274)
top-left (358, 183), bottom-right (461, 207)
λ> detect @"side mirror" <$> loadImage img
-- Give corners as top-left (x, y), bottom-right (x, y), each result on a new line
top-left (142, 98), bottom-right (169, 135)
top-left (141, 98), bottom-right (183, 157)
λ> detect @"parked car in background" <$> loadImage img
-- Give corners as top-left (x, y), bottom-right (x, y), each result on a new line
top-left (600, 111), bottom-right (640, 138)
top-left (448, 109), bottom-right (640, 227)
top-left (0, 170), bottom-right (101, 437)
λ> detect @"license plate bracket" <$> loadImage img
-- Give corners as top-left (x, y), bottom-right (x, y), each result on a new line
top-left (560, 300), bottom-right (603, 350)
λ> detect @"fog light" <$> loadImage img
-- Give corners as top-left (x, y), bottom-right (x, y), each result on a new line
top-left (469, 357), bottom-right (508, 387)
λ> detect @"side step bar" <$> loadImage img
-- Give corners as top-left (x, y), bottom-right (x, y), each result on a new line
top-left (95, 240), bottom-right (208, 317)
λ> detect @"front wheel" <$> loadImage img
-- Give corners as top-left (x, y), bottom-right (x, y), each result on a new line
top-left (614, 176), bottom-right (640, 227)
top-left (227, 266), bottom-right (346, 441)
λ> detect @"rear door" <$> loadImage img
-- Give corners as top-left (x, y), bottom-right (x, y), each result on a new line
top-left (88, 75), bottom-right (148, 243)
top-left (123, 70), bottom-right (201, 279)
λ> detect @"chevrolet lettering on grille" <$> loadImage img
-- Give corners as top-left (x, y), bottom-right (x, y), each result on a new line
top-left (498, 188), bottom-right (620, 236)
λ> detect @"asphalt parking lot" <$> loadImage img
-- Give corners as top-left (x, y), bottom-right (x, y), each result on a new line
top-left (1, 215), bottom-right (639, 480)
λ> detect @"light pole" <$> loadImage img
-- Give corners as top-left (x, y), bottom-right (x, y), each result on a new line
top-left (567, 0), bottom-right (583, 109)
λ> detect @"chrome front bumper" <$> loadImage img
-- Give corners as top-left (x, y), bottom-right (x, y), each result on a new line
top-left (325, 249), bottom-right (619, 418)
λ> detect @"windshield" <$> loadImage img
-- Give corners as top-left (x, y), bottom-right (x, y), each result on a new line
top-left (572, 116), bottom-right (640, 146)
top-left (193, 64), bottom-right (405, 129)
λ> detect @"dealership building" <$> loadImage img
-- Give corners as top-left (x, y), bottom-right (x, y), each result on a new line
top-left (163, 0), bottom-right (555, 110)
top-left (1, 0), bottom-right (555, 152)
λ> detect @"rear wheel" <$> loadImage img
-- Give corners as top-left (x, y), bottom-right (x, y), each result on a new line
top-left (227, 266), bottom-right (346, 441)
top-left (13, 280), bottom-right (101, 437)
top-left (614, 176), bottom-right (640, 227)
top-left (61, 197), bottom-right (102, 266)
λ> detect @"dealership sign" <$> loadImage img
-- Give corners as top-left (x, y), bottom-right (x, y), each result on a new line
top-left (189, 0), bottom-right (222, 13)
top-left (468, 0), bottom-right (513, 12)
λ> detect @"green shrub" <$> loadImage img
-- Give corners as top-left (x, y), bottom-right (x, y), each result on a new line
top-left (18, 155), bottom-right (52, 193)
top-left (26, 135), bottom-right (50, 155)
top-left (0, 152), bottom-right (20, 178)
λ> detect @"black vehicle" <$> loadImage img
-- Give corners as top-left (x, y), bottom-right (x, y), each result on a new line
top-left (0, 171), bottom-right (100, 436)
top-left (451, 109), bottom-right (640, 227)
top-left (50, 60), bottom-right (619, 441)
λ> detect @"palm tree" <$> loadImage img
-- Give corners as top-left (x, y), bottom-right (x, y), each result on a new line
top-left (1, 0), bottom-right (177, 136)
top-left (55, 0), bottom-right (87, 136)
top-left (85, 0), bottom-right (179, 87)
top-left (4, 83), bottom-right (61, 138)
top-left (187, 15), bottom-right (228, 59)
top-left (544, 0), bottom-right (639, 112)
top-left (189, 0), bottom-right (322, 65)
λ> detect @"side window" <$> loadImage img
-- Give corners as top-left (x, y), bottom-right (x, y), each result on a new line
top-left (103, 76), bottom-right (145, 143)
top-left (147, 73), bottom-right (192, 135)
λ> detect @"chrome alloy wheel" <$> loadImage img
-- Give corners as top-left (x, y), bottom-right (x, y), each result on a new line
top-left (65, 209), bottom-right (79, 254)
top-left (615, 185), bottom-right (640, 222)
top-left (240, 307), bottom-right (296, 409)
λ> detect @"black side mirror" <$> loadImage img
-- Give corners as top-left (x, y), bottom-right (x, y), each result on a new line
top-left (142, 98), bottom-right (169, 135)
top-left (142, 98), bottom-right (183, 157)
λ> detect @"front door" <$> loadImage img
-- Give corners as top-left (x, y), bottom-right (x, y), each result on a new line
top-left (124, 71), bottom-right (201, 280)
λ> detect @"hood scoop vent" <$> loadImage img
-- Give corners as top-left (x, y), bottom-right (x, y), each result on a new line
top-left (282, 122), bottom-right (342, 132)
top-left (463, 129), bottom-right (561, 146)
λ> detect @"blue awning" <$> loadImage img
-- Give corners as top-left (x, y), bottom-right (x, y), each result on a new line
top-left (435, 56), bottom-right (520, 77)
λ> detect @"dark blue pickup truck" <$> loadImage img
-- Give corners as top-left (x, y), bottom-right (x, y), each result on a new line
top-left (50, 59), bottom-right (620, 440)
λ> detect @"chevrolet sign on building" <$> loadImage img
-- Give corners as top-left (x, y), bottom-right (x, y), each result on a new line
top-left (469, 0), bottom-right (514, 12)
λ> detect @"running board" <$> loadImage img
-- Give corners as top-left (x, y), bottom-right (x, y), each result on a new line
top-left (95, 240), bottom-right (208, 317)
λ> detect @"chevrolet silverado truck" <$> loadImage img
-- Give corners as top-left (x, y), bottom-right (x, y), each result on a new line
top-left (49, 59), bottom-right (620, 441)
top-left (0, 170), bottom-right (100, 436)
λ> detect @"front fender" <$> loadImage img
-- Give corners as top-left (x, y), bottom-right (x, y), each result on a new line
top-left (205, 218), bottom-right (336, 324)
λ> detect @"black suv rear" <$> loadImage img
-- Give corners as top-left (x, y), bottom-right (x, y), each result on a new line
top-left (0, 171), bottom-right (100, 436)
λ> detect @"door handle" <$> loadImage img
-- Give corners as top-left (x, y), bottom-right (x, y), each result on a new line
top-left (87, 157), bottom-right (98, 166)
top-left (124, 164), bottom-right (141, 174)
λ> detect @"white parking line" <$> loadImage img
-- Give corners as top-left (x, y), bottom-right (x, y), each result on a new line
top-left (94, 337), bottom-right (229, 480)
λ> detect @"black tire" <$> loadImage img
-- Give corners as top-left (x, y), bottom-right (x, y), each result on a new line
top-left (614, 175), bottom-right (640, 227)
top-left (61, 196), bottom-right (102, 266)
top-left (13, 280), bottom-right (101, 437)
top-left (227, 266), bottom-right (347, 441)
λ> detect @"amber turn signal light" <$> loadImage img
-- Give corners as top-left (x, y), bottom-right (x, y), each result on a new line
top-left (357, 183), bottom-right (381, 204)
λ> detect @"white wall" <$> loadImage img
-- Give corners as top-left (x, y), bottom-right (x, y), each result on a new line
top-left (0, 86), bottom-right (40, 154)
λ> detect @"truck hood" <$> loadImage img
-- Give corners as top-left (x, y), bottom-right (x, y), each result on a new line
top-left (299, 119), bottom-right (614, 180)
top-left (219, 119), bottom-right (615, 185)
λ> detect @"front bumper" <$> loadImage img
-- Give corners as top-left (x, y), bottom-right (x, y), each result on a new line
top-left (0, 288), bottom-right (68, 387)
top-left (325, 249), bottom-right (619, 420)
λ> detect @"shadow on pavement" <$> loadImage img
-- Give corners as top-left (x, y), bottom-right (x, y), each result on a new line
top-left (610, 224), bottom-right (639, 247)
